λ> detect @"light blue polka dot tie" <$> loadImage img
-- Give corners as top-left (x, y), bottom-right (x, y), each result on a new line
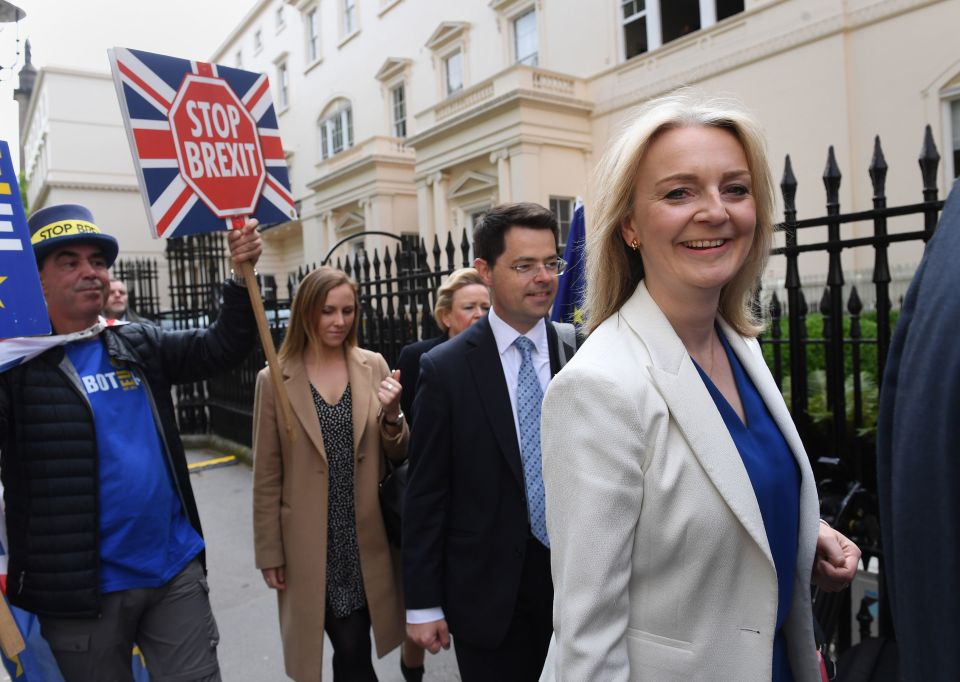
top-left (514, 336), bottom-right (549, 548)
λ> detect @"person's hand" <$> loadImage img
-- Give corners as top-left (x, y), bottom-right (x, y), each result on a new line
top-left (406, 619), bottom-right (450, 654)
top-left (262, 566), bottom-right (286, 590)
top-left (378, 369), bottom-right (402, 421)
top-left (227, 218), bottom-right (262, 269)
top-left (812, 522), bottom-right (861, 592)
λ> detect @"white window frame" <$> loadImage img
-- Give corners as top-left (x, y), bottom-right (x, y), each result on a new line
top-left (943, 87), bottom-right (960, 182)
top-left (620, 0), bottom-right (743, 61)
top-left (342, 0), bottom-right (358, 37)
top-left (318, 101), bottom-right (355, 161)
top-left (306, 6), bottom-right (321, 64)
top-left (254, 28), bottom-right (263, 54)
top-left (621, 0), bottom-right (661, 59)
top-left (276, 60), bottom-right (290, 110)
top-left (425, 22), bottom-right (469, 101)
top-left (235, 50), bottom-right (243, 68)
top-left (275, 5), bottom-right (285, 32)
top-left (390, 82), bottom-right (407, 138)
top-left (444, 49), bottom-right (464, 96)
top-left (549, 196), bottom-right (575, 250)
top-left (513, 8), bottom-right (538, 66)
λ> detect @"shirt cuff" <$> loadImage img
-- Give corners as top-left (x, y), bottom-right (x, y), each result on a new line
top-left (406, 607), bottom-right (445, 624)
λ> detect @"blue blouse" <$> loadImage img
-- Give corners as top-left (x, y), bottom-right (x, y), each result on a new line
top-left (694, 331), bottom-right (801, 682)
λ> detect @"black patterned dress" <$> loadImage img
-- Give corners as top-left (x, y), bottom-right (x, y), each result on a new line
top-left (311, 383), bottom-right (366, 618)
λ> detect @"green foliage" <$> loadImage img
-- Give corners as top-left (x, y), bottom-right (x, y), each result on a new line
top-left (761, 308), bottom-right (899, 440)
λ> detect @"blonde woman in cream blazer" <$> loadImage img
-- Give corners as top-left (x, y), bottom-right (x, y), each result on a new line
top-left (539, 92), bottom-right (860, 681)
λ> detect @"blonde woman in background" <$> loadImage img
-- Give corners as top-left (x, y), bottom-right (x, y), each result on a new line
top-left (539, 92), bottom-right (860, 681)
top-left (253, 267), bottom-right (409, 681)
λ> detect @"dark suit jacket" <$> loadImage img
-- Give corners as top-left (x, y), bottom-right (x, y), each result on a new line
top-left (402, 315), bottom-right (568, 648)
top-left (396, 335), bottom-right (447, 423)
top-left (877, 180), bottom-right (960, 682)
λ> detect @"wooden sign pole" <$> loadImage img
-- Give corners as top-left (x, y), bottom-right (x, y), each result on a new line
top-left (0, 598), bottom-right (24, 660)
top-left (231, 218), bottom-right (295, 440)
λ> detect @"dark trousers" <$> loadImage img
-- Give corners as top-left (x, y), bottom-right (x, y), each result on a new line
top-left (454, 538), bottom-right (553, 682)
top-left (39, 559), bottom-right (220, 682)
top-left (325, 606), bottom-right (378, 682)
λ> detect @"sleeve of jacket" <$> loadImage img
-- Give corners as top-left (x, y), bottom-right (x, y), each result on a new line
top-left (375, 352), bottom-right (409, 462)
top-left (401, 351), bottom-right (451, 610)
top-left (156, 281), bottom-right (258, 384)
top-left (252, 368), bottom-right (285, 570)
top-left (396, 344), bottom-right (419, 421)
top-left (541, 361), bottom-right (647, 682)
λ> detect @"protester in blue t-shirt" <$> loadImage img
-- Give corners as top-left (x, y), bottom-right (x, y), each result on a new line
top-left (0, 203), bottom-right (262, 682)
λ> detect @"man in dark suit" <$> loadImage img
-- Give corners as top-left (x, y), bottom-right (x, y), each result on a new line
top-left (403, 202), bottom-right (571, 681)
top-left (877, 180), bottom-right (960, 682)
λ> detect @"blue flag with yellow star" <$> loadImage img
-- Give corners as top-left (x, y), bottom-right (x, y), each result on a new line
top-left (550, 200), bottom-right (586, 328)
top-left (0, 140), bottom-right (49, 339)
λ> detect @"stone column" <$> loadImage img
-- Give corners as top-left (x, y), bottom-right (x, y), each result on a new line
top-left (430, 172), bottom-right (449, 246)
top-left (301, 210), bottom-right (325, 267)
top-left (416, 178), bottom-right (435, 247)
top-left (322, 211), bottom-right (337, 264)
top-left (509, 143), bottom-right (541, 204)
top-left (490, 148), bottom-right (511, 203)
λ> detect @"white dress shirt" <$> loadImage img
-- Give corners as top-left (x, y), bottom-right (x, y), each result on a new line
top-left (406, 308), bottom-right (552, 626)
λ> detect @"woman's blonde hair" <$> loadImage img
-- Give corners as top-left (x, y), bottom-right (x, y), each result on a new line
top-left (584, 89), bottom-right (776, 337)
top-left (433, 267), bottom-right (488, 334)
top-left (279, 266), bottom-right (360, 364)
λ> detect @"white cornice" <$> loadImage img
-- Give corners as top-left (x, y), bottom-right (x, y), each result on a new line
top-left (210, 0), bottom-right (275, 62)
top-left (424, 21), bottom-right (469, 51)
top-left (375, 57), bottom-right (412, 83)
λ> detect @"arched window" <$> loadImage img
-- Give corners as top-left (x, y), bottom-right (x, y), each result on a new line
top-left (318, 99), bottom-right (354, 160)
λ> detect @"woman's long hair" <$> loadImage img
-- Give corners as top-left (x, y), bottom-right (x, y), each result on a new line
top-left (278, 266), bottom-right (360, 365)
top-left (584, 89), bottom-right (776, 337)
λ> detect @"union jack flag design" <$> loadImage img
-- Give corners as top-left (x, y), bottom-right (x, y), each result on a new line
top-left (108, 47), bottom-right (297, 238)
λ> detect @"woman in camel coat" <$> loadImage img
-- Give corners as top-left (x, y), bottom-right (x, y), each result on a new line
top-left (253, 267), bottom-right (409, 681)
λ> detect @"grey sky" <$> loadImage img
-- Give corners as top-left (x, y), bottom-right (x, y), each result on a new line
top-left (0, 0), bottom-right (255, 170)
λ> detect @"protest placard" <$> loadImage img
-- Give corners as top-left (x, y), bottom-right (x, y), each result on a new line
top-left (108, 48), bottom-right (296, 434)
top-left (108, 47), bottom-right (297, 237)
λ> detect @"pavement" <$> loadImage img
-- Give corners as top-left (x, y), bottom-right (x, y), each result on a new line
top-left (0, 446), bottom-right (460, 682)
top-left (189, 446), bottom-right (462, 681)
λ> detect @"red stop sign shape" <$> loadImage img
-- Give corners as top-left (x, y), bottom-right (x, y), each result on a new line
top-left (168, 74), bottom-right (265, 218)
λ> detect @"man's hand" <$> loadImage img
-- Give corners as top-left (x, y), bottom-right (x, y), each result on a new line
top-left (812, 522), bottom-right (861, 592)
top-left (227, 218), bottom-right (262, 270)
top-left (406, 619), bottom-right (450, 654)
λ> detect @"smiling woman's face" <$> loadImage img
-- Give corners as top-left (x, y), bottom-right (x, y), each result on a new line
top-left (620, 125), bottom-right (757, 302)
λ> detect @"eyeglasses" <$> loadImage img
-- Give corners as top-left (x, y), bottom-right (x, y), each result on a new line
top-left (505, 257), bottom-right (567, 278)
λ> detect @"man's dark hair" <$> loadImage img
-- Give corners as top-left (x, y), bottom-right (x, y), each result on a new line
top-left (473, 202), bottom-right (559, 265)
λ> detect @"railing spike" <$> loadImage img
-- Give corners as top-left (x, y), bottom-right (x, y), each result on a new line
top-left (869, 135), bottom-right (888, 200)
top-left (780, 154), bottom-right (797, 211)
top-left (847, 286), bottom-right (863, 316)
top-left (822, 146), bottom-right (842, 204)
top-left (918, 124), bottom-right (941, 193)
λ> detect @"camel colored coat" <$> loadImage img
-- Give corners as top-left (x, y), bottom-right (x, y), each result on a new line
top-left (252, 347), bottom-right (408, 682)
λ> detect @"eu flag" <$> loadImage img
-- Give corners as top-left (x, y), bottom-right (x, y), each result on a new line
top-left (550, 201), bottom-right (586, 327)
top-left (0, 140), bottom-right (50, 340)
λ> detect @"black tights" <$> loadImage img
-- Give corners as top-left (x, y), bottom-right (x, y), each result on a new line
top-left (324, 606), bottom-right (378, 682)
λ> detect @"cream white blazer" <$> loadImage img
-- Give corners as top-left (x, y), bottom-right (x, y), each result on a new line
top-left (539, 282), bottom-right (821, 682)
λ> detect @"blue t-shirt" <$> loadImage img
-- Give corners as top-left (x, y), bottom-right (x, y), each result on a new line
top-left (65, 338), bottom-right (204, 593)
